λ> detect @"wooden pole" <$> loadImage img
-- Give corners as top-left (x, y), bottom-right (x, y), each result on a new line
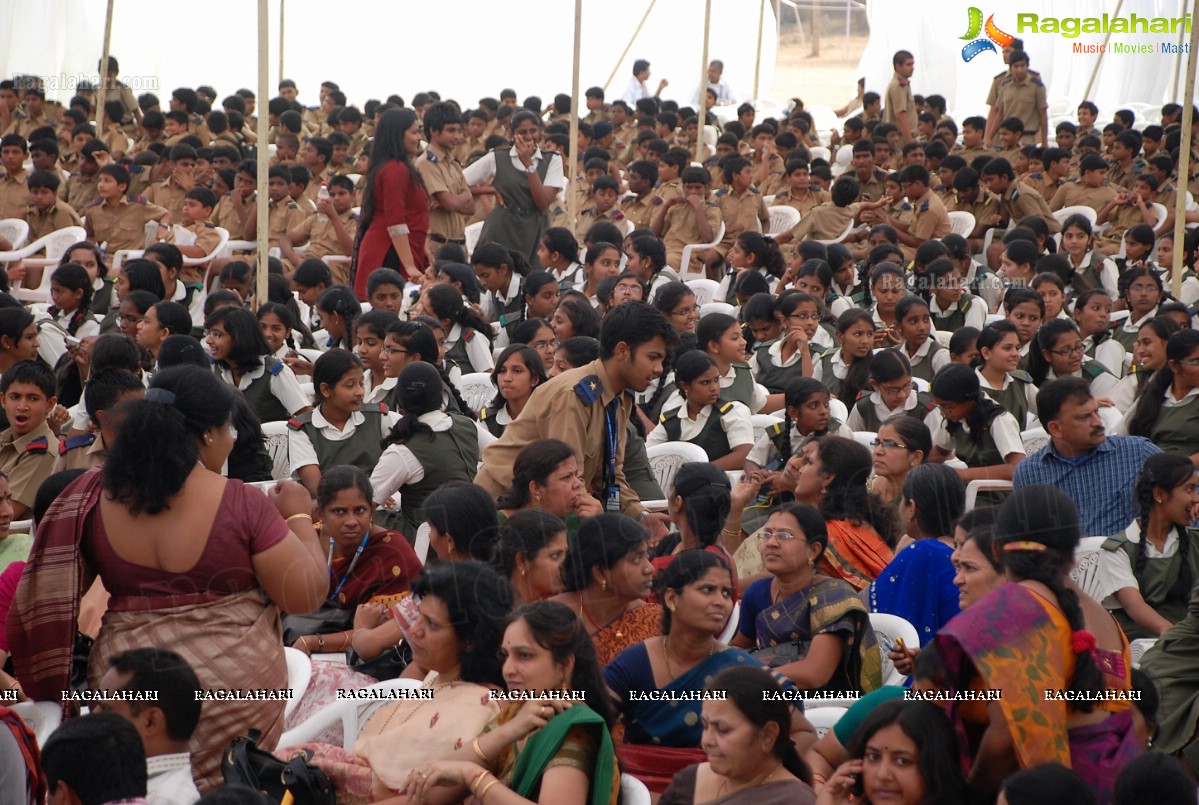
top-left (602, 0), bottom-right (659, 94)
top-left (752, 0), bottom-right (767, 101)
top-left (1172, 15), bottom-right (1187, 102)
top-left (278, 0), bottom-right (285, 79)
top-left (96, 0), bottom-right (115, 132)
top-left (1081, 0), bottom-right (1124, 104)
top-left (256, 0), bottom-right (270, 310)
top-left (697, 0), bottom-right (712, 163)
top-left (568, 0), bottom-right (583, 230)
top-left (1170, 0), bottom-right (1199, 300)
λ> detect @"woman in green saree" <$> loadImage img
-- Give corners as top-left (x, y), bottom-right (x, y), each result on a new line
top-left (396, 600), bottom-right (618, 805)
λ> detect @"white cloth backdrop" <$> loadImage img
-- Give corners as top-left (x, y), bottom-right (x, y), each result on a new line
top-left (1, 0), bottom-right (776, 109)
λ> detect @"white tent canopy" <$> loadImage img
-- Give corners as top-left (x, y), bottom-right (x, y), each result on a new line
top-left (2, 0), bottom-right (776, 110)
top-left (856, 0), bottom-right (1192, 121)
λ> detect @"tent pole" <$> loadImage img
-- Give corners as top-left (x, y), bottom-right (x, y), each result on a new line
top-left (1171, 0), bottom-right (1199, 300)
top-left (256, 0), bottom-right (270, 311)
top-left (1081, 0), bottom-right (1123, 104)
top-left (568, 0), bottom-right (582, 230)
top-left (697, 0), bottom-right (712, 163)
top-left (602, 0), bottom-right (659, 95)
top-left (1172, 15), bottom-right (1187, 101)
top-left (279, 0), bottom-right (285, 79)
top-left (96, 0), bottom-right (115, 131)
top-left (753, 0), bottom-right (767, 101)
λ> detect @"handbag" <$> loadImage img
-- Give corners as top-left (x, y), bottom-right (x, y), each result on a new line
top-left (749, 639), bottom-right (809, 668)
top-left (346, 638), bottom-right (411, 682)
top-left (221, 728), bottom-right (336, 805)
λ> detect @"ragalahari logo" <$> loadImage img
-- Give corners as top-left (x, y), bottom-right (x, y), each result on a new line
top-left (960, 7), bottom-right (1015, 62)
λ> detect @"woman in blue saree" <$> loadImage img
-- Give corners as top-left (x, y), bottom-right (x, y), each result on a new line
top-left (604, 551), bottom-right (816, 794)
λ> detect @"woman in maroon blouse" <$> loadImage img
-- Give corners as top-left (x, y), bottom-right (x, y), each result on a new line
top-left (351, 108), bottom-right (429, 299)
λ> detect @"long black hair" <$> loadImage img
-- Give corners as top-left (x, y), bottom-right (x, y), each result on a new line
top-left (845, 699), bottom-right (967, 805)
top-left (357, 107), bottom-right (423, 242)
top-left (813, 436), bottom-right (898, 547)
top-left (205, 306), bottom-right (269, 373)
top-left (670, 462), bottom-right (732, 548)
top-left (412, 561), bottom-right (510, 687)
top-left (1128, 329), bottom-right (1199, 438)
top-left (1027, 318), bottom-right (1082, 387)
top-left (497, 438), bottom-right (576, 510)
top-left (1133, 452), bottom-right (1196, 605)
top-left (931, 363), bottom-right (1007, 448)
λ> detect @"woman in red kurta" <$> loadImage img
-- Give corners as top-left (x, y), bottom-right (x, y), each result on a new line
top-left (350, 108), bottom-right (429, 299)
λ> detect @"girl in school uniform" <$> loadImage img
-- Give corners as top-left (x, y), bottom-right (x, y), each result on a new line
top-left (1074, 288), bottom-right (1128, 378)
top-left (537, 226), bottom-right (584, 290)
top-left (926, 258), bottom-right (986, 332)
top-left (942, 232), bottom-right (1001, 313)
top-left (1118, 329), bottom-right (1199, 460)
top-left (369, 361), bottom-right (482, 542)
top-left (381, 319), bottom-right (466, 415)
top-left (49, 264), bottom-right (100, 339)
top-left (845, 349), bottom-right (935, 433)
top-left (997, 238), bottom-right (1038, 291)
top-left (218, 260), bottom-right (255, 305)
top-left (865, 263), bottom-right (907, 344)
top-left (61, 243), bottom-right (117, 326)
top-left (696, 312), bottom-right (770, 413)
top-left (206, 305), bottom-right (312, 423)
top-left (827, 243), bottom-right (863, 302)
top-left (1031, 270), bottom-right (1071, 322)
top-left (431, 262), bottom-right (484, 306)
top-left (314, 286), bottom-right (362, 352)
top-left (472, 243), bottom-right (530, 339)
top-left (626, 233), bottom-right (678, 300)
top-left (1112, 267), bottom-right (1165, 352)
top-left (479, 344), bottom-right (548, 438)
top-left (1002, 286), bottom-right (1045, 369)
top-left (718, 232), bottom-right (784, 304)
top-left (509, 316), bottom-right (557, 371)
top-left (1159, 302), bottom-right (1193, 332)
top-left (813, 308), bottom-right (875, 404)
top-left (1028, 318), bottom-right (1130, 411)
top-left (1157, 230), bottom-right (1199, 308)
top-left (1129, 316), bottom-right (1180, 400)
top-left (115, 259), bottom-right (166, 303)
top-left (549, 291), bottom-right (602, 341)
top-left (423, 282), bottom-right (494, 379)
top-left (754, 292), bottom-right (821, 404)
top-left (356, 309), bottom-right (399, 405)
top-left (646, 351), bottom-right (754, 471)
top-left (794, 258), bottom-right (853, 319)
top-left (652, 282), bottom-right (699, 338)
top-left (893, 295), bottom-right (948, 385)
top-left (741, 293), bottom-right (781, 354)
top-left (519, 272), bottom-right (560, 338)
top-left (1060, 213), bottom-right (1120, 300)
top-left (257, 302), bottom-right (301, 362)
top-left (288, 349), bottom-right (399, 495)
top-left (577, 241), bottom-right (623, 309)
top-left (365, 268), bottom-right (406, 314)
top-left (1114, 224), bottom-right (1158, 275)
top-left (744, 377), bottom-right (852, 492)
top-left (974, 320), bottom-right (1038, 429)
top-left (928, 363), bottom-right (1025, 505)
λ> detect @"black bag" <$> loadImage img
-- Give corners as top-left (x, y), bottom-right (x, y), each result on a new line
top-left (221, 729), bottom-right (336, 805)
top-left (346, 639), bottom-right (411, 682)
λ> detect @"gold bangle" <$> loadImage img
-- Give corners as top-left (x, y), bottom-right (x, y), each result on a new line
top-left (468, 769), bottom-right (488, 796)
top-left (342, 631), bottom-right (353, 651)
top-left (287, 513), bottom-right (313, 524)
top-left (472, 738), bottom-right (488, 765)
top-left (317, 634), bottom-right (325, 650)
top-left (721, 527), bottom-right (741, 537)
top-left (477, 778), bottom-right (501, 802)
top-left (299, 636), bottom-right (311, 653)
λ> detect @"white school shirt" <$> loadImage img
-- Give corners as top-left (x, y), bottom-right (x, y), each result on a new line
top-left (1069, 250), bottom-right (1120, 299)
top-left (169, 278), bottom-right (206, 328)
top-left (363, 369), bottom-right (397, 405)
top-left (1085, 334), bottom-right (1128, 380)
top-left (463, 147), bottom-right (565, 190)
top-left (646, 400), bottom-right (754, 449)
top-left (1099, 518), bottom-right (1180, 610)
top-left (445, 322), bottom-right (495, 374)
top-left (288, 405), bottom-right (401, 475)
top-left (370, 411), bottom-right (474, 504)
top-left (745, 419), bottom-right (853, 467)
top-left (927, 408), bottom-right (1024, 459)
top-left (659, 364), bottom-right (768, 414)
top-left (905, 338), bottom-right (950, 377)
top-left (975, 368), bottom-right (1039, 424)
top-left (929, 293), bottom-right (987, 331)
top-left (215, 360), bottom-right (310, 415)
top-left (484, 273), bottom-right (522, 323)
top-left (844, 388), bottom-right (925, 432)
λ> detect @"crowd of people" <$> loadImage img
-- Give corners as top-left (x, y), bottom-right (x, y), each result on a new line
top-left (0, 38), bottom-right (1196, 805)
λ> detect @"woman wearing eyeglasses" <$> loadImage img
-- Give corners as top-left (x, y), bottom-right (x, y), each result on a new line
top-left (1112, 267), bottom-right (1164, 352)
top-left (866, 415), bottom-right (931, 509)
top-left (1027, 319), bottom-right (1131, 413)
top-left (729, 503), bottom-right (881, 695)
top-left (1117, 329), bottom-right (1199, 463)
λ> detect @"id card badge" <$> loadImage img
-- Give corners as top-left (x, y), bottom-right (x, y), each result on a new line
top-left (605, 485), bottom-right (621, 513)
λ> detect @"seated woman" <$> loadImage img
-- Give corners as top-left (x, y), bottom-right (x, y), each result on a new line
top-left (287, 561), bottom-right (512, 803)
top-left (480, 345), bottom-right (549, 439)
top-left (868, 464), bottom-right (964, 646)
top-left (650, 462), bottom-right (746, 593)
top-left (865, 415), bottom-right (931, 509)
top-left (731, 504), bottom-right (880, 695)
top-left (9, 366), bottom-right (328, 790)
top-left (422, 483), bottom-right (501, 562)
top-left (397, 600), bottom-right (619, 805)
top-left (647, 352), bottom-right (754, 471)
top-left (792, 437), bottom-right (897, 591)
top-left (818, 699), bottom-right (968, 805)
top-left (493, 510), bottom-right (568, 605)
top-left (661, 666), bottom-right (816, 805)
top-left (206, 305), bottom-right (312, 423)
top-left (497, 439), bottom-right (604, 534)
top-left (605, 550), bottom-right (816, 794)
top-left (550, 513), bottom-right (659, 666)
top-left (369, 362), bottom-right (480, 542)
top-left (1100, 453), bottom-right (1199, 640)
top-left (935, 486), bottom-right (1140, 805)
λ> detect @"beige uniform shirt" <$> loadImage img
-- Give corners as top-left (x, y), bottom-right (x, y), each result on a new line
top-left (790, 201), bottom-right (859, 242)
top-left (266, 198), bottom-right (306, 248)
top-left (853, 169), bottom-right (888, 204)
top-left (574, 207), bottom-right (627, 247)
top-left (83, 196), bottom-right (170, 252)
top-left (0, 169), bottom-right (29, 220)
top-left (900, 189), bottom-right (952, 260)
top-left (24, 201), bottom-right (82, 241)
top-left (662, 199), bottom-right (723, 271)
top-left (0, 421), bottom-right (58, 511)
top-left (170, 220), bottom-right (223, 257)
top-left (883, 72), bottom-right (914, 128)
top-left (415, 146), bottom-right (470, 241)
top-left (1049, 181), bottom-right (1117, 213)
top-left (289, 209), bottom-right (358, 263)
top-left (995, 77), bottom-right (1048, 139)
top-left (63, 174), bottom-right (100, 212)
top-left (619, 192), bottom-right (662, 232)
top-left (714, 187), bottom-right (768, 254)
top-left (995, 181), bottom-right (1059, 233)
top-left (772, 187), bottom-right (830, 217)
top-left (101, 125), bottom-right (131, 158)
top-left (145, 175), bottom-right (191, 222)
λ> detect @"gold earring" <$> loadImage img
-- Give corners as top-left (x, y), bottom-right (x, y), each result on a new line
top-left (205, 436), bottom-right (213, 446)
top-left (600, 579), bottom-right (608, 591)
top-left (520, 568), bottom-right (526, 577)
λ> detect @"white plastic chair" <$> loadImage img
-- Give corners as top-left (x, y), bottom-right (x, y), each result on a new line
top-left (283, 647), bottom-right (312, 720)
top-left (718, 601), bottom-right (740, 644)
top-left (852, 431), bottom-right (876, 449)
top-left (685, 278), bottom-right (720, 306)
top-left (829, 397), bottom-right (849, 424)
top-left (0, 219), bottom-right (30, 251)
top-left (183, 226), bottom-right (229, 269)
top-left (750, 413), bottom-right (784, 445)
top-left (1020, 427), bottom-right (1050, 455)
top-left (766, 205), bottom-right (800, 237)
top-left (464, 221), bottom-right (483, 260)
top-left (8, 519), bottom-right (31, 535)
top-left (805, 706), bottom-right (848, 740)
top-left (678, 222), bottom-right (726, 281)
top-left (277, 677), bottom-right (425, 748)
top-left (414, 522), bottom-right (431, 565)
top-left (947, 211), bottom-right (976, 238)
top-left (454, 371), bottom-right (495, 414)
top-left (1052, 205), bottom-right (1098, 227)
top-left (1070, 536), bottom-right (1113, 601)
top-left (646, 442), bottom-right (709, 498)
top-left (867, 612), bottom-right (920, 687)
top-left (808, 145), bottom-right (832, 162)
top-left (261, 421), bottom-right (291, 481)
top-left (814, 218), bottom-right (854, 246)
top-left (299, 381), bottom-right (316, 405)
top-left (621, 774), bottom-right (651, 805)
top-left (297, 347), bottom-right (325, 365)
top-left (0, 226), bottom-right (88, 304)
top-left (964, 480), bottom-right (1012, 510)
top-left (11, 701), bottom-right (61, 746)
top-left (700, 301), bottom-right (735, 318)
top-left (1130, 638), bottom-right (1157, 669)
top-left (1150, 202), bottom-right (1169, 231)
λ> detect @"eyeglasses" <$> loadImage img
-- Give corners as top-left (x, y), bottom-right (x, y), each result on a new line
top-left (1050, 343), bottom-right (1087, 357)
top-left (381, 346), bottom-right (411, 356)
top-left (787, 312), bottom-right (819, 321)
top-left (758, 529), bottom-right (802, 542)
top-left (1178, 359), bottom-right (1199, 367)
top-left (119, 314), bottom-right (145, 325)
top-left (871, 438), bottom-right (909, 450)
top-left (1128, 284), bottom-right (1160, 293)
top-left (530, 339), bottom-right (559, 351)
top-left (203, 329), bottom-right (228, 339)
top-left (671, 306), bottom-right (698, 318)
top-left (878, 384), bottom-right (911, 396)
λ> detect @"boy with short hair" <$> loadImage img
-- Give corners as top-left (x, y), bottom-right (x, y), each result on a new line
top-left (749, 124), bottom-right (786, 195)
top-left (575, 175), bottom-right (626, 247)
top-left (1055, 121), bottom-right (1077, 154)
top-left (1049, 153), bottom-right (1117, 212)
top-left (619, 159), bottom-right (661, 231)
top-left (1024, 146), bottom-right (1070, 202)
top-left (162, 110), bottom-right (189, 146)
top-left (241, 164), bottom-right (304, 248)
top-left (55, 367), bottom-right (144, 471)
top-left (865, 164), bottom-right (950, 261)
top-left (654, 166), bottom-right (722, 274)
top-left (23, 169), bottom-right (82, 240)
top-left (708, 156), bottom-right (768, 270)
top-left (1077, 101), bottom-right (1100, 139)
top-left (0, 361), bottom-right (59, 519)
top-left (994, 51), bottom-right (1047, 147)
top-left (955, 116), bottom-right (993, 165)
top-left (101, 100), bottom-right (130, 159)
top-left (280, 174), bottom-right (358, 283)
top-left (146, 143), bottom-right (197, 221)
top-left (656, 147), bottom-right (690, 205)
top-left (789, 174), bottom-right (861, 242)
top-left (129, 110), bottom-right (166, 156)
top-left (455, 109), bottom-right (489, 164)
top-left (994, 117), bottom-right (1025, 165)
top-left (1106, 130), bottom-right (1145, 191)
top-left (415, 102), bottom-right (476, 253)
top-left (584, 87), bottom-right (607, 125)
top-left (289, 164), bottom-right (315, 213)
top-left (1097, 175), bottom-right (1163, 252)
top-left (327, 131), bottom-right (353, 174)
top-left (339, 106), bottom-right (367, 158)
top-left (62, 140), bottom-right (106, 210)
top-left (84, 163), bottom-right (172, 252)
top-left (0, 133), bottom-right (29, 219)
top-left (273, 131), bottom-right (300, 165)
top-left (172, 186), bottom-right (223, 268)
top-left (772, 159), bottom-right (829, 217)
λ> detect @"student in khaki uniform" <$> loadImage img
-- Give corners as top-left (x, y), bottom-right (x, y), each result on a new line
top-left (954, 116), bottom-right (997, 167)
top-left (0, 134), bottom-right (29, 220)
top-left (171, 187), bottom-right (224, 267)
top-left (289, 165), bottom-right (318, 213)
top-left (415, 102), bottom-right (474, 251)
top-left (655, 148), bottom-right (688, 205)
top-left (1022, 146), bottom-right (1071, 202)
top-left (0, 362), bottom-right (59, 520)
top-left (849, 140), bottom-right (888, 202)
top-left (100, 100), bottom-right (131, 159)
top-left (128, 110), bottom-right (167, 156)
top-left (454, 110), bottom-right (489, 164)
top-left (1097, 176), bottom-right (1163, 250)
top-left (145, 144), bottom-right (198, 222)
top-left (280, 175), bottom-right (358, 282)
top-left (574, 176), bottom-right (627, 247)
top-left (83, 163), bottom-right (172, 253)
top-left (55, 367), bottom-right (144, 473)
top-left (1106, 130), bottom-right (1144, 191)
top-left (583, 87), bottom-right (608, 126)
top-left (993, 51), bottom-right (1048, 147)
top-left (864, 165), bottom-right (950, 261)
top-left (748, 125), bottom-right (787, 195)
top-left (788, 174), bottom-right (860, 242)
top-left (161, 111), bottom-right (189, 147)
top-left (618, 160), bottom-right (663, 231)
top-left (883, 50), bottom-right (916, 143)
top-left (16, 88), bottom-right (50, 140)
top-left (707, 156), bottom-right (768, 271)
top-left (653, 167), bottom-right (723, 273)
top-left (772, 159), bottom-right (830, 216)
top-left (22, 170), bottom-right (82, 241)
top-left (948, 167), bottom-right (1002, 249)
top-left (243, 164), bottom-right (305, 248)
top-left (993, 118), bottom-right (1025, 166)
top-left (1049, 153), bottom-right (1118, 213)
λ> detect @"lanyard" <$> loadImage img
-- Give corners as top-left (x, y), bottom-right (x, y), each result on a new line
top-left (327, 531), bottom-right (371, 602)
top-left (604, 399), bottom-right (619, 491)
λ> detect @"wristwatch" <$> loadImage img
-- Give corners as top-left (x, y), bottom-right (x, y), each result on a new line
top-left (525, 163), bottom-right (537, 174)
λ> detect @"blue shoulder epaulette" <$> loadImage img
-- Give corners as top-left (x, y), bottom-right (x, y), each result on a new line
top-left (24, 436), bottom-right (49, 455)
top-left (1008, 369), bottom-right (1033, 384)
top-left (267, 360), bottom-right (284, 376)
top-left (573, 375), bottom-right (603, 406)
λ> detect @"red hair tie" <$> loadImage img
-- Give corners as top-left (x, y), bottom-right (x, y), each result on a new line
top-left (1072, 630), bottom-right (1097, 654)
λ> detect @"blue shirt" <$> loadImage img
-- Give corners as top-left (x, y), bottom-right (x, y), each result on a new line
top-left (1012, 435), bottom-right (1160, 536)
top-left (868, 539), bottom-right (959, 647)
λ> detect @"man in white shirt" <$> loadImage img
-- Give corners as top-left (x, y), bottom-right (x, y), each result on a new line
top-left (92, 648), bottom-right (202, 805)
top-left (692, 60), bottom-right (737, 107)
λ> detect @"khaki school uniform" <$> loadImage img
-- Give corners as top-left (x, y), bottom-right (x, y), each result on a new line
top-left (0, 420), bottom-right (58, 512)
top-left (656, 177), bottom-right (685, 206)
top-left (265, 197), bottom-right (306, 249)
top-left (1021, 172), bottom-right (1064, 203)
top-left (899, 188), bottom-right (952, 260)
top-left (772, 187), bottom-right (830, 217)
top-left (574, 206), bottom-right (627, 247)
top-left (789, 201), bottom-right (859, 241)
top-left (145, 175), bottom-right (191, 222)
top-left (63, 174), bottom-right (100, 212)
top-left (24, 201), bottom-right (82, 241)
top-left (0, 169), bottom-right (29, 220)
top-left (101, 125), bottom-right (131, 159)
top-left (852, 169), bottom-right (888, 203)
top-left (956, 146), bottom-right (999, 167)
top-left (883, 71), bottom-right (914, 130)
top-left (415, 146), bottom-right (470, 242)
top-left (752, 153), bottom-right (788, 196)
top-left (170, 220), bottom-right (223, 258)
top-left (1049, 181), bottom-right (1117, 213)
top-left (82, 196), bottom-right (170, 253)
top-left (994, 181), bottom-right (1059, 233)
top-left (619, 192), bottom-right (662, 232)
top-left (454, 135), bottom-right (486, 165)
top-left (662, 199), bottom-right (723, 271)
top-left (714, 187), bottom-right (768, 257)
top-left (288, 210), bottom-right (358, 281)
top-left (995, 76), bottom-right (1048, 143)
top-left (1106, 160), bottom-right (1143, 192)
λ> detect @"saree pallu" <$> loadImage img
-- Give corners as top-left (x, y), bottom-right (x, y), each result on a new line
top-left (592, 604), bottom-right (662, 667)
top-left (89, 586), bottom-right (287, 793)
top-left (755, 577), bottom-right (882, 693)
top-left (818, 519), bottom-right (893, 592)
top-left (505, 704), bottom-right (617, 805)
